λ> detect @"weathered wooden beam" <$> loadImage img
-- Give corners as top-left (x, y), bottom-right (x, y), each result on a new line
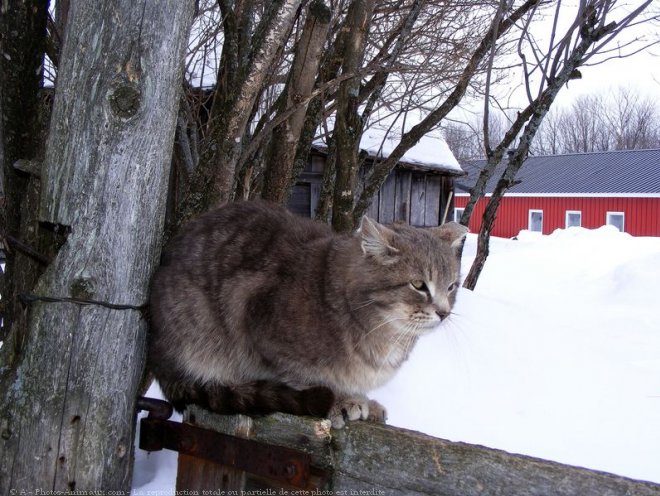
top-left (423, 174), bottom-right (441, 226)
top-left (394, 170), bottom-right (412, 223)
top-left (378, 172), bottom-right (397, 224)
top-left (0, 0), bottom-right (194, 492)
top-left (182, 406), bottom-right (660, 496)
top-left (410, 173), bottom-right (426, 226)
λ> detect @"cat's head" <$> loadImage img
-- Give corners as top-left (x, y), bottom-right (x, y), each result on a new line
top-left (354, 216), bottom-right (468, 335)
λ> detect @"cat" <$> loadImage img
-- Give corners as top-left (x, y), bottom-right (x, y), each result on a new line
top-left (148, 200), bottom-right (468, 428)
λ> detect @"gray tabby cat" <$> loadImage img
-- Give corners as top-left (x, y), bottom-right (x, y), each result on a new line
top-left (148, 200), bottom-right (468, 428)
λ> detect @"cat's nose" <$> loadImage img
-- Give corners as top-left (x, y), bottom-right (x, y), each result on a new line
top-left (434, 307), bottom-right (450, 321)
top-left (435, 310), bottom-right (448, 321)
top-left (432, 298), bottom-right (451, 321)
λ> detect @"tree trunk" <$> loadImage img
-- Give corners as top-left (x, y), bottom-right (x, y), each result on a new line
top-left (261, 0), bottom-right (332, 204)
top-left (178, 0), bottom-right (303, 223)
top-left (352, 0), bottom-right (540, 228)
top-left (331, 0), bottom-right (376, 233)
top-left (0, 0), bottom-right (49, 350)
top-left (459, 105), bottom-right (535, 227)
top-left (462, 9), bottom-right (621, 290)
top-left (0, 0), bottom-right (193, 492)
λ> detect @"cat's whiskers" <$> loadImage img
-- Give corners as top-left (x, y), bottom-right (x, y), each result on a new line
top-left (354, 315), bottom-right (408, 354)
top-left (443, 312), bottom-right (474, 348)
top-left (403, 323), bottom-right (421, 357)
top-left (376, 321), bottom-right (417, 376)
top-left (351, 298), bottom-right (377, 311)
top-left (360, 316), bottom-right (406, 341)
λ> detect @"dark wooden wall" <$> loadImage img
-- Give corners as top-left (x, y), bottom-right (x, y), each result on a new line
top-left (289, 154), bottom-right (455, 227)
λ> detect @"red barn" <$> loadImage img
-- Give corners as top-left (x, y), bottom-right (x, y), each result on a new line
top-left (454, 148), bottom-right (660, 237)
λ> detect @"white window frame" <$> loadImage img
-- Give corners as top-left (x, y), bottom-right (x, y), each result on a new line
top-left (454, 207), bottom-right (465, 223)
top-left (528, 209), bottom-right (544, 232)
top-left (606, 211), bottom-right (625, 232)
top-left (565, 210), bottom-right (582, 228)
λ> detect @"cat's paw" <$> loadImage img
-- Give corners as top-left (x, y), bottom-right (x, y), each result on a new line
top-left (329, 397), bottom-right (369, 429)
top-left (366, 399), bottom-right (387, 424)
top-left (328, 397), bottom-right (387, 428)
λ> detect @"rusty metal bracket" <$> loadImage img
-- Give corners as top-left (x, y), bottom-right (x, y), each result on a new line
top-left (137, 396), bottom-right (173, 420)
top-left (137, 398), bottom-right (312, 488)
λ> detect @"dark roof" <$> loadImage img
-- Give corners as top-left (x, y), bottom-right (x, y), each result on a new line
top-left (457, 148), bottom-right (660, 196)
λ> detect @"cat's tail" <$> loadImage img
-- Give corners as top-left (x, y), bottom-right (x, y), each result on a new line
top-left (159, 378), bottom-right (335, 418)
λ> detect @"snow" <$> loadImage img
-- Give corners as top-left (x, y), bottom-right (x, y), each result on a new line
top-left (358, 125), bottom-right (462, 174)
top-left (132, 226), bottom-right (660, 491)
top-left (133, 383), bottom-right (180, 492)
top-left (312, 123), bottom-right (463, 175)
top-left (374, 226), bottom-right (660, 484)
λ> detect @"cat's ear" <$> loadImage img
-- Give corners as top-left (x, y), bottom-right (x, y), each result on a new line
top-left (358, 216), bottom-right (400, 265)
top-left (433, 222), bottom-right (469, 252)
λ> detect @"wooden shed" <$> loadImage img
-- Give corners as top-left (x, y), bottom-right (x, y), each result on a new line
top-left (455, 148), bottom-right (660, 237)
top-left (288, 130), bottom-right (465, 226)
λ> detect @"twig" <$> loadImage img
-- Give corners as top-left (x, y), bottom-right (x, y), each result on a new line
top-left (2, 234), bottom-right (50, 265)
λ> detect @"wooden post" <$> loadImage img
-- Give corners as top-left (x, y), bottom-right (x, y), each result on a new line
top-left (172, 407), bottom-right (660, 496)
top-left (0, 0), bottom-right (194, 492)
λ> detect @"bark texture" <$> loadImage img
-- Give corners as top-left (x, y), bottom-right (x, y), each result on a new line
top-left (0, 0), bottom-right (49, 353)
top-left (331, 0), bottom-right (376, 232)
top-left (0, 0), bottom-right (194, 492)
top-left (178, 0), bottom-right (303, 223)
top-left (261, 0), bottom-right (332, 203)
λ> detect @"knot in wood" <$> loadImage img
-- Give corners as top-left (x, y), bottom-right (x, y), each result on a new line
top-left (108, 83), bottom-right (142, 119)
top-left (309, 0), bottom-right (332, 24)
top-left (116, 443), bottom-right (127, 459)
top-left (70, 276), bottom-right (96, 300)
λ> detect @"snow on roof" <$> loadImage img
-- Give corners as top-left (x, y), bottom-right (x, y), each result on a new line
top-left (359, 126), bottom-right (464, 176)
top-left (313, 124), bottom-right (464, 176)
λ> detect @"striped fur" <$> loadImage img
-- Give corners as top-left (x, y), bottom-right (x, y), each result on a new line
top-left (148, 200), bottom-right (467, 426)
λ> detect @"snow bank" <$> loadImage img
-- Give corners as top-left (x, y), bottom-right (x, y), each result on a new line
top-left (373, 226), bottom-right (660, 484)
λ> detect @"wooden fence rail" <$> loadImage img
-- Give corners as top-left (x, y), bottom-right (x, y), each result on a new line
top-left (139, 404), bottom-right (660, 496)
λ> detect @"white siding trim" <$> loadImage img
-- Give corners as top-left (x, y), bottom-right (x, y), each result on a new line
top-left (528, 209), bottom-right (544, 232)
top-left (565, 210), bottom-right (582, 228)
top-left (606, 211), bottom-right (625, 232)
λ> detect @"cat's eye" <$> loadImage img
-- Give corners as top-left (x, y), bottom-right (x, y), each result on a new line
top-left (448, 282), bottom-right (459, 292)
top-left (410, 280), bottom-right (429, 293)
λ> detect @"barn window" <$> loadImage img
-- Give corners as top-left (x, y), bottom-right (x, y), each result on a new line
top-left (528, 210), bottom-right (543, 232)
top-left (566, 211), bottom-right (582, 228)
top-left (454, 208), bottom-right (465, 223)
top-left (606, 212), bottom-right (625, 232)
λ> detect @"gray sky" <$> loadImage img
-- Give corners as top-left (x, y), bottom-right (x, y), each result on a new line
top-left (513, 3), bottom-right (659, 108)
